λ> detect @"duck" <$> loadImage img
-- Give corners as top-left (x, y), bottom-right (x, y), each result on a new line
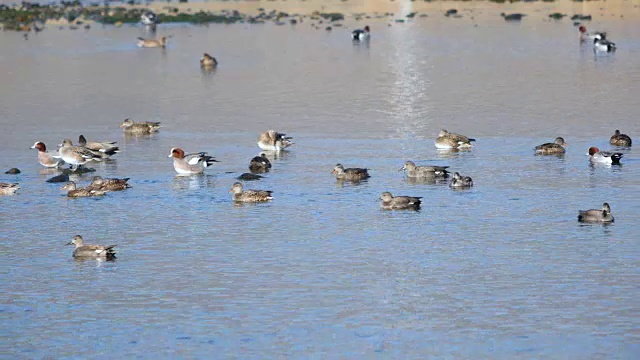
top-left (257, 130), bottom-right (293, 151)
top-left (579, 25), bottom-right (606, 42)
top-left (400, 161), bottom-right (449, 178)
top-left (0, 183), bottom-right (19, 195)
top-left (594, 37), bottom-right (616, 53)
top-left (578, 202), bottom-right (614, 223)
top-left (137, 36), bottom-right (168, 48)
top-left (120, 118), bottom-right (161, 134)
top-left (535, 137), bottom-right (567, 155)
top-left (500, 13), bottom-right (526, 21)
top-left (78, 135), bottom-right (119, 158)
top-left (168, 147), bottom-right (219, 175)
top-left (60, 181), bottom-right (107, 197)
top-left (331, 163), bottom-right (370, 181)
top-left (449, 172), bottom-right (473, 188)
top-left (352, 25), bottom-right (370, 41)
top-left (609, 129), bottom-right (632, 147)
top-left (249, 153), bottom-right (272, 173)
top-left (587, 147), bottom-right (622, 164)
top-left (66, 235), bottom-right (116, 259)
top-left (140, 10), bottom-right (158, 26)
top-left (31, 141), bottom-right (64, 168)
top-left (435, 129), bottom-right (476, 149)
top-left (229, 182), bottom-right (273, 202)
top-left (200, 53), bottom-right (218, 68)
top-left (56, 139), bottom-right (103, 171)
top-left (86, 176), bottom-right (131, 192)
top-left (379, 192), bottom-right (422, 210)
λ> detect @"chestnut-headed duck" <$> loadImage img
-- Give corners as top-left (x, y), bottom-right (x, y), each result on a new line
top-left (200, 53), bottom-right (218, 68)
top-left (78, 135), bottom-right (119, 158)
top-left (449, 172), bottom-right (473, 188)
top-left (249, 153), bottom-right (272, 173)
top-left (352, 26), bottom-right (370, 41)
top-left (168, 147), bottom-right (219, 175)
top-left (137, 36), bottom-right (168, 48)
top-left (579, 25), bottom-right (606, 42)
top-left (120, 118), bottom-right (161, 134)
top-left (332, 163), bottom-right (370, 181)
top-left (578, 203), bottom-right (614, 223)
top-left (257, 130), bottom-right (293, 151)
top-left (587, 147), bottom-right (622, 164)
top-left (229, 182), bottom-right (273, 202)
top-left (60, 181), bottom-right (107, 197)
top-left (31, 141), bottom-right (64, 168)
top-left (435, 129), bottom-right (476, 149)
top-left (86, 176), bottom-right (131, 192)
top-left (67, 235), bottom-right (116, 259)
top-left (380, 192), bottom-right (422, 210)
top-left (400, 161), bottom-right (449, 178)
top-left (56, 139), bottom-right (103, 171)
top-left (535, 137), bottom-right (567, 155)
top-left (0, 183), bottom-right (19, 195)
top-left (609, 130), bottom-right (632, 147)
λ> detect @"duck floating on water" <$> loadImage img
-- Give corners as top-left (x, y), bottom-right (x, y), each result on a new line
top-left (200, 53), bottom-right (218, 68)
top-left (137, 36), bottom-right (168, 48)
top-left (332, 164), bottom-right (370, 181)
top-left (435, 129), bottom-right (476, 149)
top-left (229, 182), bottom-right (273, 202)
top-left (501, 13), bottom-right (526, 21)
top-left (352, 26), bottom-right (370, 41)
top-left (579, 25), bottom-right (606, 42)
top-left (594, 37), bottom-right (616, 53)
top-left (31, 141), bottom-right (64, 168)
top-left (609, 129), bottom-right (632, 147)
top-left (578, 202), bottom-right (614, 223)
top-left (257, 130), bottom-right (293, 151)
top-left (67, 235), bottom-right (117, 259)
top-left (380, 192), bottom-right (422, 210)
top-left (587, 146), bottom-right (622, 165)
top-left (535, 137), bottom-right (567, 155)
top-left (168, 147), bottom-right (219, 175)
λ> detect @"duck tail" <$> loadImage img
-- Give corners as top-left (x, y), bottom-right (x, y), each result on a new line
top-left (611, 153), bottom-right (623, 164)
top-left (468, 138), bottom-right (476, 142)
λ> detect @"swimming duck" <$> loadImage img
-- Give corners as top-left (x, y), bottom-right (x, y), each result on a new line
top-left (435, 129), bottom-right (476, 149)
top-left (501, 13), bottom-right (526, 21)
top-left (535, 137), bottom-right (567, 155)
top-left (56, 139), bottom-right (103, 171)
top-left (60, 181), bottom-right (107, 197)
top-left (229, 182), bottom-right (273, 202)
top-left (594, 38), bottom-right (616, 53)
top-left (120, 118), bottom-right (161, 134)
top-left (400, 161), bottom-right (449, 178)
top-left (86, 176), bottom-right (131, 192)
top-left (578, 202), bottom-right (614, 223)
top-left (332, 163), bottom-right (370, 181)
top-left (0, 183), bottom-right (19, 195)
top-left (67, 235), bottom-right (116, 259)
top-left (579, 25), bottom-right (606, 42)
top-left (78, 135), bottom-right (119, 158)
top-left (257, 130), bottom-right (293, 151)
top-left (587, 147), bottom-right (622, 164)
top-left (449, 172), bottom-right (473, 188)
top-left (31, 141), bottom-right (64, 168)
top-left (379, 192), bottom-right (422, 210)
top-left (352, 25), bottom-right (370, 41)
top-left (140, 10), bottom-right (158, 26)
top-left (168, 147), bottom-right (219, 175)
top-left (200, 53), bottom-right (218, 68)
top-left (609, 130), bottom-right (632, 147)
top-left (137, 36), bottom-right (168, 48)
top-left (249, 153), bottom-right (272, 173)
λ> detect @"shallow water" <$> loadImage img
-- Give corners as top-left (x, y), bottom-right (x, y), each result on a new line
top-left (1, 10), bottom-right (639, 358)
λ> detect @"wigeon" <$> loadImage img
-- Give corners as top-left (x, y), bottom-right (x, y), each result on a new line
top-left (31, 141), bottom-right (64, 168)
top-left (594, 38), bottom-right (616, 53)
top-left (579, 25), bottom-right (606, 42)
top-left (587, 147), bottom-right (622, 164)
top-left (168, 147), bottom-right (218, 175)
top-left (435, 129), bottom-right (476, 149)
top-left (56, 139), bottom-right (103, 171)
top-left (257, 130), bottom-right (293, 151)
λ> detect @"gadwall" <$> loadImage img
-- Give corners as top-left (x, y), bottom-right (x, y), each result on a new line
top-left (57, 139), bottom-right (103, 171)
top-left (379, 192), bottom-right (421, 210)
top-left (31, 141), bottom-right (63, 168)
top-left (352, 25), bottom-right (370, 41)
top-left (137, 36), bottom-right (168, 48)
top-left (535, 137), bottom-right (567, 155)
top-left (578, 202), bottom-right (614, 223)
top-left (67, 235), bottom-right (116, 259)
top-left (400, 161), bottom-right (449, 178)
top-left (257, 130), bottom-right (293, 151)
top-left (449, 172), bottom-right (473, 188)
top-left (229, 182), bottom-right (273, 202)
top-left (0, 183), bottom-right (19, 195)
top-left (60, 181), bottom-right (106, 197)
top-left (78, 135), bottom-right (119, 158)
top-left (120, 118), bottom-right (161, 134)
top-left (86, 176), bottom-right (131, 192)
top-left (331, 164), bottom-right (370, 181)
top-left (168, 147), bottom-right (219, 175)
top-left (587, 147), bottom-right (622, 165)
top-left (249, 153), bottom-right (272, 173)
top-left (435, 129), bottom-right (476, 149)
top-left (609, 130), bottom-right (632, 147)
top-left (200, 53), bottom-right (218, 68)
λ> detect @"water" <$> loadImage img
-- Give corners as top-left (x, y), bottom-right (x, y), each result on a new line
top-left (1, 8), bottom-right (639, 358)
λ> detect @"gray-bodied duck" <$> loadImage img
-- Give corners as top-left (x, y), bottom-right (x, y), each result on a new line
top-left (332, 163), bottom-right (370, 181)
top-left (120, 118), bottom-right (161, 134)
top-left (229, 182), bottom-right (273, 202)
top-left (67, 235), bottom-right (116, 259)
top-left (578, 202), bottom-right (614, 223)
top-left (435, 129), bottom-right (476, 149)
top-left (379, 192), bottom-right (422, 210)
top-left (400, 161), bottom-right (449, 178)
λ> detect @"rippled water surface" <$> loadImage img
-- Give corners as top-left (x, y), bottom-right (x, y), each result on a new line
top-left (1, 7), bottom-right (639, 358)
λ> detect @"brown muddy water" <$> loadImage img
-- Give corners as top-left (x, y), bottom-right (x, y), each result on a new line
top-left (1, 7), bottom-right (639, 358)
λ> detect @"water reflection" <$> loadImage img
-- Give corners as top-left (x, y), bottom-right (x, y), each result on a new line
top-left (171, 174), bottom-right (215, 191)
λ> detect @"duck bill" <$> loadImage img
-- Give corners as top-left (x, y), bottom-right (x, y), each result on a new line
top-left (66, 241), bottom-right (73, 245)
